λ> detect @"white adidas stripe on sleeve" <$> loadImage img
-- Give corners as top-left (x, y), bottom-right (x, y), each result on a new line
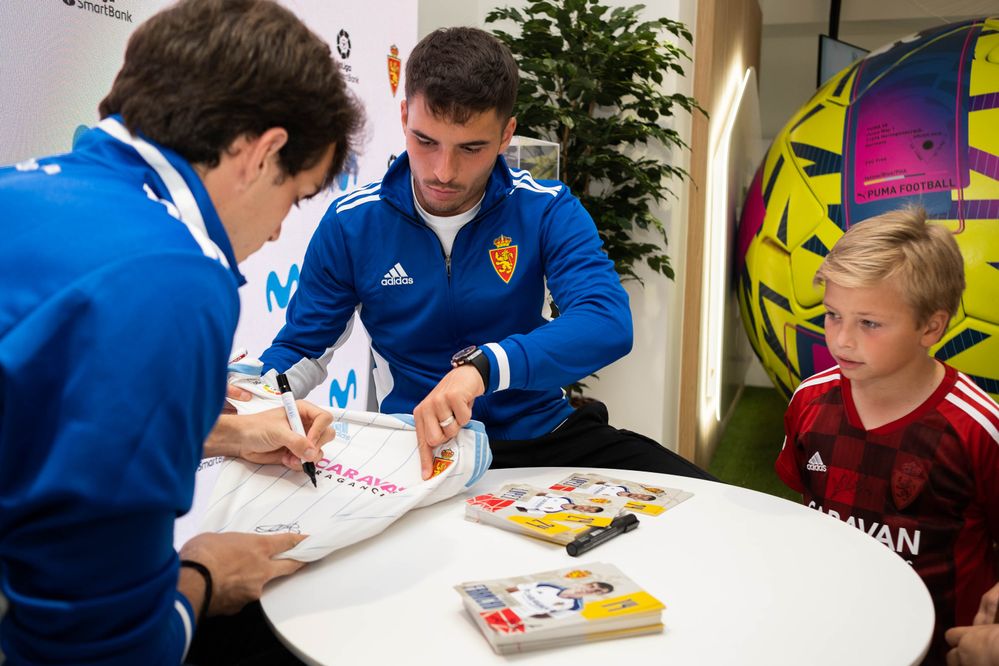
top-left (483, 342), bottom-right (510, 391)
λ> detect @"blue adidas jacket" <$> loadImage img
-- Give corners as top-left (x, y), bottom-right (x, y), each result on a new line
top-left (0, 118), bottom-right (241, 664)
top-left (262, 153), bottom-right (632, 441)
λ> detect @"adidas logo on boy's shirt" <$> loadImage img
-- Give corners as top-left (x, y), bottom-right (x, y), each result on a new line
top-left (381, 262), bottom-right (413, 286)
top-left (806, 452), bottom-right (828, 472)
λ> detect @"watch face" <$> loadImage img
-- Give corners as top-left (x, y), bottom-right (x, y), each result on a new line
top-left (451, 345), bottom-right (478, 364)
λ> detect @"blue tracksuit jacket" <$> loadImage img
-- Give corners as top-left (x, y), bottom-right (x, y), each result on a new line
top-left (262, 153), bottom-right (632, 441)
top-left (0, 118), bottom-right (241, 664)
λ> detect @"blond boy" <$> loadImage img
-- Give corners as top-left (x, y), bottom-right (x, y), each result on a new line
top-left (775, 208), bottom-right (999, 664)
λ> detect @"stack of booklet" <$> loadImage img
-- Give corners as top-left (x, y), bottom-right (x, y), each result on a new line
top-left (464, 472), bottom-right (693, 546)
top-left (465, 482), bottom-right (628, 545)
top-left (455, 562), bottom-right (664, 654)
top-left (546, 471), bottom-right (694, 516)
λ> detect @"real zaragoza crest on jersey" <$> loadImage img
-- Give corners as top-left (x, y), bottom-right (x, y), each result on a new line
top-left (489, 234), bottom-right (517, 283)
top-left (891, 455), bottom-right (929, 510)
top-left (432, 447), bottom-right (455, 477)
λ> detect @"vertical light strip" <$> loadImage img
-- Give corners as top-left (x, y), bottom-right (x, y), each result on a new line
top-left (699, 67), bottom-right (753, 430)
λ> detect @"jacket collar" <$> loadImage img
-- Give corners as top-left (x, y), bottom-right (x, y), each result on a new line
top-left (379, 151), bottom-right (515, 221)
top-left (87, 116), bottom-right (245, 286)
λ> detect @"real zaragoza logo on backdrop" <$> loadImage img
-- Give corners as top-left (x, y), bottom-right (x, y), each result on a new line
top-left (387, 44), bottom-right (401, 96)
top-left (60, 0), bottom-right (133, 23)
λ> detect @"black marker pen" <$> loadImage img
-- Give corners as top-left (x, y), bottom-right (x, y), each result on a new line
top-left (566, 512), bottom-right (639, 557)
top-left (275, 373), bottom-right (318, 487)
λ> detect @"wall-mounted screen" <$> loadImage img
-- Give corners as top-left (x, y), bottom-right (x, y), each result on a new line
top-left (817, 34), bottom-right (869, 87)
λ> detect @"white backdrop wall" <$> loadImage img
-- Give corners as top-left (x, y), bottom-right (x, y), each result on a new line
top-left (237, 1), bottom-right (418, 411)
top-left (0, 0), bottom-right (419, 412)
top-left (417, 0), bottom-right (696, 451)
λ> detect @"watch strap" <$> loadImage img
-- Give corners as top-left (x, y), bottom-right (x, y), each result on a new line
top-left (467, 349), bottom-right (491, 390)
top-left (453, 346), bottom-right (490, 390)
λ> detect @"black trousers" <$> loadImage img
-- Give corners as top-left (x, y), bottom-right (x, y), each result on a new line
top-left (490, 400), bottom-right (718, 481)
top-left (186, 602), bottom-right (303, 666)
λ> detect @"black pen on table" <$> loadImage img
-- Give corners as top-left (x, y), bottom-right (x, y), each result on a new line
top-left (566, 512), bottom-right (639, 557)
top-left (275, 373), bottom-right (318, 487)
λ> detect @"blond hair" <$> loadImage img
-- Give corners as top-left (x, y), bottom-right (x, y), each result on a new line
top-left (814, 207), bottom-right (965, 323)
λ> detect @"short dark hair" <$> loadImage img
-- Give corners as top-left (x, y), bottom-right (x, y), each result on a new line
top-left (99, 0), bottom-right (363, 189)
top-left (405, 27), bottom-right (518, 123)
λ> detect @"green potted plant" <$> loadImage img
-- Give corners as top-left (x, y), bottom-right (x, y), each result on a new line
top-left (486, 0), bottom-right (702, 283)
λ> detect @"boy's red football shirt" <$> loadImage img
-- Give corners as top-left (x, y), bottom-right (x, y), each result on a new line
top-left (777, 363), bottom-right (999, 662)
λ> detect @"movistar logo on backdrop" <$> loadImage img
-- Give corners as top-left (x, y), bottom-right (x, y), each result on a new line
top-left (266, 264), bottom-right (300, 312)
top-left (60, 0), bottom-right (133, 23)
top-left (335, 152), bottom-right (360, 193)
top-left (329, 369), bottom-right (358, 408)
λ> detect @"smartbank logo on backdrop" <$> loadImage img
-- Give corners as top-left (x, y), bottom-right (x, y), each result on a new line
top-left (61, 0), bottom-right (133, 23)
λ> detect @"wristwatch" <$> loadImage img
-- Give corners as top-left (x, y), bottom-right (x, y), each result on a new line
top-left (451, 345), bottom-right (490, 389)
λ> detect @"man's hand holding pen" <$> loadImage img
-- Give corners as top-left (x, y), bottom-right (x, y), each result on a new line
top-left (205, 395), bottom-right (332, 472)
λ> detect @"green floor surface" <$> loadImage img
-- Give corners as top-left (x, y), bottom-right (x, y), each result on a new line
top-left (708, 386), bottom-right (801, 502)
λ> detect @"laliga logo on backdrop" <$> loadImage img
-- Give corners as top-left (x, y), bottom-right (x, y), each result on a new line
top-left (329, 369), bottom-right (358, 408)
top-left (266, 263), bottom-right (299, 312)
top-left (336, 29), bottom-right (351, 59)
top-left (335, 30), bottom-right (359, 84)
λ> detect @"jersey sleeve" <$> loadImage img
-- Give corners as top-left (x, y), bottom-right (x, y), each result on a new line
top-left (775, 392), bottom-right (806, 494)
top-left (480, 189), bottom-right (633, 392)
top-left (261, 208), bottom-right (360, 396)
top-left (963, 388), bottom-right (999, 539)
top-left (0, 253), bottom-right (237, 665)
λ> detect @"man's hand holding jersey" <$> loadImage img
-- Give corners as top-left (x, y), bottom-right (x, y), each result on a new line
top-left (413, 364), bottom-right (485, 479)
top-left (178, 531), bottom-right (308, 619)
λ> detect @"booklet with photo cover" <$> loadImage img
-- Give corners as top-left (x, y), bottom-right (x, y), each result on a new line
top-left (548, 471), bottom-right (694, 516)
top-left (455, 562), bottom-right (664, 654)
top-left (464, 483), bottom-right (629, 545)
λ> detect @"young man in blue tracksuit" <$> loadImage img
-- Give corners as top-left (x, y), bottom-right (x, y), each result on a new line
top-left (262, 27), bottom-right (713, 482)
top-left (0, 2), bottom-right (362, 664)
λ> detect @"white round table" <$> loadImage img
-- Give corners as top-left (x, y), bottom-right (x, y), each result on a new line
top-left (261, 467), bottom-right (934, 665)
